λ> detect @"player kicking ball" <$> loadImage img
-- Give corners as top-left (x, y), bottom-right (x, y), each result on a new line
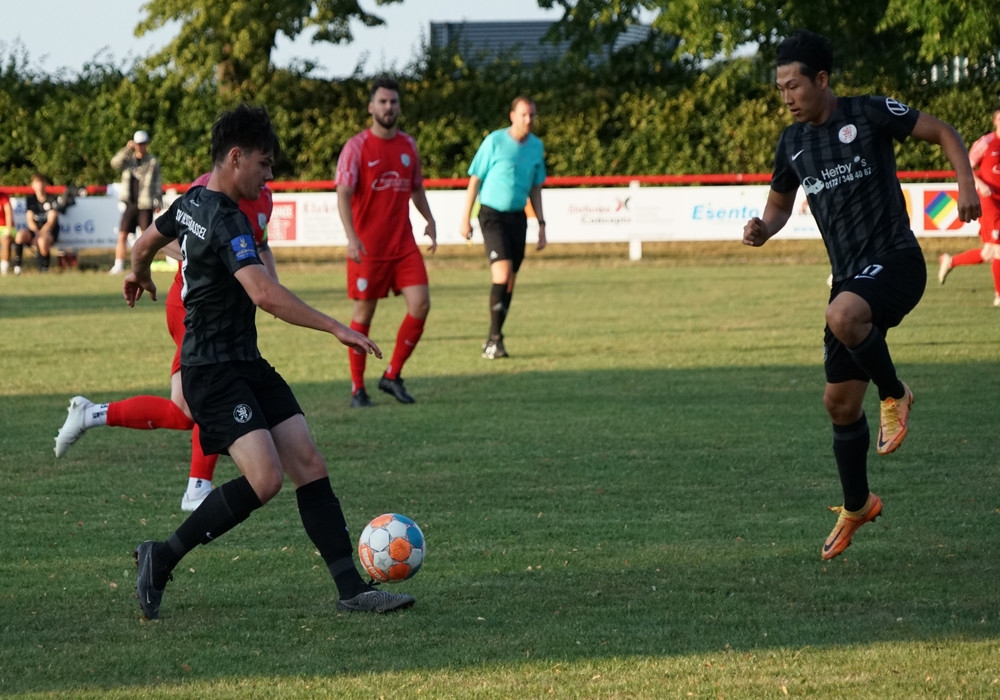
top-left (125, 104), bottom-right (414, 618)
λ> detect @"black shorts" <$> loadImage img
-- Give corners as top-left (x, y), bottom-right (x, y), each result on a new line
top-left (824, 247), bottom-right (927, 384)
top-left (479, 205), bottom-right (527, 273)
top-left (182, 358), bottom-right (302, 456)
top-left (120, 203), bottom-right (153, 235)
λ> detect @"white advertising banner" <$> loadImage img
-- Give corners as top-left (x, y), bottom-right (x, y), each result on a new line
top-left (16, 182), bottom-right (978, 250)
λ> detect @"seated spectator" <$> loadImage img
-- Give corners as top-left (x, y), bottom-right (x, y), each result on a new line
top-left (7, 173), bottom-right (60, 274)
top-left (0, 189), bottom-right (13, 275)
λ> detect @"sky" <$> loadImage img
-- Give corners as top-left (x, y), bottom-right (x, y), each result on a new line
top-left (4, 1), bottom-right (562, 79)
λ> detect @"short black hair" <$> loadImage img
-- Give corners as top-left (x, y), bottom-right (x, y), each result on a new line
top-left (210, 104), bottom-right (281, 165)
top-left (370, 75), bottom-right (401, 102)
top-left (776, 30), bottom-right (833, 81)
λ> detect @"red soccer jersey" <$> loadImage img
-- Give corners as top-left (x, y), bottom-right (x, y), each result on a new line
top-left (970, 131), bottom-right (1000, 192)
top-left (335, 130), bottom-right (423, 260)
top-left (0, 192), bottom-right (9, 226)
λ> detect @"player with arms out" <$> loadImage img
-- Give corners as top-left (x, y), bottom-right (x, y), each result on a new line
top-left (336, 75), bottom-right (437, 408)
top-left (742, 30), bottom-right (980, 559)
top-left (125, 104), bottom-right (415, 618)
top-left (937, 107), bottom-right (1000, 305)
top-left (54, 174), bottom-right (274, 511)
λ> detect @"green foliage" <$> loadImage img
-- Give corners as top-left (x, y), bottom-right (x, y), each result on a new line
top-left (1, 1), bottom-right (999, 187)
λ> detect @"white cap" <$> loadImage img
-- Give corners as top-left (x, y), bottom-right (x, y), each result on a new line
top-left (133, 130), bottom-right (150, 144)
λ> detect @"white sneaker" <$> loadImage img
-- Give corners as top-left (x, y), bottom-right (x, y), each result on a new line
top-left (181, 486), bottom-right (213, 512)
top-left (13, 265), bottom-right (22, 275)
top-left (938, 253), bottom-right (953, 284)
top-left (54, 396), bottom-right (95, 457)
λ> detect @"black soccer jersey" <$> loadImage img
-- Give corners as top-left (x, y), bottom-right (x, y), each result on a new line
top-left (771, 96), bottom-right (921, 281)
top-left (155, 186), bottom-right (264, 366)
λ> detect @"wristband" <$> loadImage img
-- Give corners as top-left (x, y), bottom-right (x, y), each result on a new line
top-left (538, 220), bottom-right (546, 226)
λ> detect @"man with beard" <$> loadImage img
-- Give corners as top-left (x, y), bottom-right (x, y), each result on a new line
top-left (336, 75), bottom-right (437, 408)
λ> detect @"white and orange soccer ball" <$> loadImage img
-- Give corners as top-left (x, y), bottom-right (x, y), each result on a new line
top-left (357, 513), bottom-right (425, 583)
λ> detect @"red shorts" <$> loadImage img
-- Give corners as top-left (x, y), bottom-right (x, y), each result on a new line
top-left (977, 194), bottom-right (1000, 244)
top-left (166, 275), bottom-right (185, 375)
top-left (347, 247), bottom-right (428, 300)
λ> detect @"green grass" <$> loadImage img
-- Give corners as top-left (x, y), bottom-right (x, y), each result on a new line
top-left (2, 241), bottom-right (999, 698)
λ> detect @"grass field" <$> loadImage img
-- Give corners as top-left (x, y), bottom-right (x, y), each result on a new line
top-left (1, 240), bottom-right (998, 698)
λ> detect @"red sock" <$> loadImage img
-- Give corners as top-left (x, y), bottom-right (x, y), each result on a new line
top-left (384, 314), bottom-right (425, 380)
top-left (189, 423), bottom-right (218, 481)
top-left (106, 396), bottom-right (194, 430)
top-left (349, 321), bottom-right (370, 392)
top-left (952, 248), bottom-right (983, 266)
top-left (992, 259), bottom-right (1000, 295)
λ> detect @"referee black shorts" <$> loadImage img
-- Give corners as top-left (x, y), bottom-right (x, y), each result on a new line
top-left (824, 247), bottom-right (927, 384)
top-left (478, 205), bottom-right (528, 273)
top-left (182, 358), bottom-right (303, 456)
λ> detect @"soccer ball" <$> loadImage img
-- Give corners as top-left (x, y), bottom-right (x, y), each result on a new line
top-left (357, 513), bottom-right (425, 583)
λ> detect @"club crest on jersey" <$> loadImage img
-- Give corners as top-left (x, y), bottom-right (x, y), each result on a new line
top-left (233, 404), bottom-right (253, 423)
top-left (401, 153), bottom-right (411, 167)
top-left (231, 234), bottom-right (257, 261)
top-left (885, 98), bottom-right (910, 116)
top-left (839, 124), bottom-right (857, 144)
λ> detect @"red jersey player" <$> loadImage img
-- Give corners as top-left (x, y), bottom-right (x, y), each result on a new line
top-left (336, 75), bottom-right (437, 407)
top-left (54, 174), bottom-right (274, 511)
top-left (938, 107), bottom-right (1000, 305)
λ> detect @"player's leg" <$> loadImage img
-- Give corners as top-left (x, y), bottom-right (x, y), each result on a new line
top-left (379, 252), bottom-right (430, 403)
top-left (346, 257), bottom-right (379, 407)
top-left (12, 228), bottom-right (32, 273)
top-left (36, 229), bottom-right (55, 272)
top-left (348, 297), bottom-right (377, 407)
top-left (273, 414), bottom-right (415, 612)
top-left (820, 335), bottom-right (882, 560)
top-left (136, 427), bottom-right (275, 619)
top-left (136, 362), bottom-right (279, 619)
top-left (111, 205), bottom-right (136, 274)
top-left (54, 391), bottom-right (194, 458)
top-left (0, 228), bottom-right (11, 274)
top-left (827, 252), bottom-right (924, 455)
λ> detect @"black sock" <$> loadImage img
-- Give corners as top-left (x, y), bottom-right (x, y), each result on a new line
top-left (296, 477), bottom-right (366, 598)
top-left (39, 253), bottom-right (50, 271)
top-left (154, 476), bottom-right (263, 588)
top-left (12, 243), bottom-right (22, 267)
top-left (848, 327), bottom-right (904, 401)
top-left (833, 414), bottom-right (870, 512)
top-left (489, 283), bottom-right (508, 339)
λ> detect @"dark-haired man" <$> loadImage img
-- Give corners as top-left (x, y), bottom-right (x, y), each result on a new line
top-left (125, 104), bottom-right (415, 618)
top-left (336, 75), bottom-right (437, 408)
top-left (742, 30), bottom-right (980, 560)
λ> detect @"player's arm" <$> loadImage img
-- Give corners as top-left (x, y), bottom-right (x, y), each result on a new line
top-left (967, 136), bottom-right (992, 197)
top-left (410, 184), bottom-right (437, 253)
top-left (40, 209), bottom-right (58, 234)
top-left (459, 175), bottom-right (482, 240)
top-left (336, 183), bottom-right (364, 263)
top-left (125, 224), bottom-right (172, 306)
top-left (910, 113), bottom-right (981, 222)
top-left (528, 184), bottom-right (546, 251)
top-left (259, 246), bottom-right (278, 281)
top-left (234, 264), bottom-right (381, 356)
top-left (742, 188), bottom-right (796, 247)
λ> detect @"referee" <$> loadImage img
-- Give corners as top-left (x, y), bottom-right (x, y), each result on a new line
top-left (460, 95), bottom-right (548, 359)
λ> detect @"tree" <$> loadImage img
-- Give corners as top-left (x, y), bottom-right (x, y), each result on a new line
top-left (546, 0), bottom-right (998, 86)
top-left (136, 0), bottom-right (403, 96)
